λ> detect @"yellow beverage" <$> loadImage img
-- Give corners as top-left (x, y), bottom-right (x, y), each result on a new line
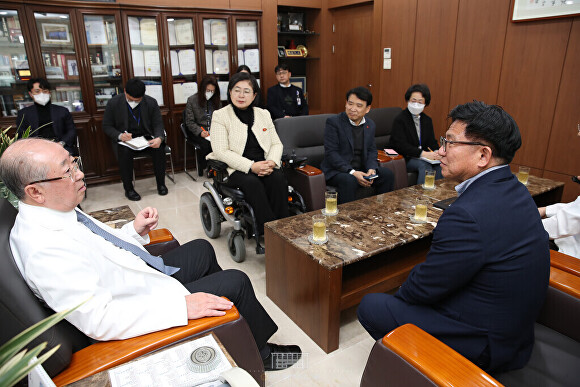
top-left (517, 171), bottom-right (529, 185)
top-left (325, 198), bottom-right (338, 214)
top-left (313, 221), bottom-right (326, 241)
top-left (415, 204), bottom-right (427, 221)
top-left (424, 174), bottom-right (435, 189)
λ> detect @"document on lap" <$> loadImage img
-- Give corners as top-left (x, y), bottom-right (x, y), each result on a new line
top-left (118, 136), bottom-right (150, 151)
top-left (418, 156), bottom-right (441, 165)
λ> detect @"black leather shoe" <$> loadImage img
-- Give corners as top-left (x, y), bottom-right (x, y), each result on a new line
top-left (263, 343), bottom-right (302, 371)
top-left (125, 189), bottom-right (141, 201)
top-left (157, 184), bottom-right (168, 195)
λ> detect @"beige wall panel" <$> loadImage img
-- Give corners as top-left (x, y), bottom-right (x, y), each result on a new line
top-left (230, 0), bottom-right (261, 10)
top-left (497, 18), bottom-right (571, 169)
top-left (544, 17), bottom-right (580, 177)
top-left (449, 0), bottom-right (509, 109)
top-left (378, 0), bottom-right (417, 109)
top-left (412, 0), bottom-right (459, 136)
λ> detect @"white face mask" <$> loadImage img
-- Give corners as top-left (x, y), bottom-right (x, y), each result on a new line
top-left (33, 93), bottom-right (50, 106)
top-left (408, 102), bottom-right (425, 116)
top-left (205, 91), bottom-right (214, 100)
top-left (126, 99), bottom-right (139, 109)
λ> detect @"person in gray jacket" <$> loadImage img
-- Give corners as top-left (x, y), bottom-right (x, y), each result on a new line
top-left (184, 75), bottom-right (222, 173)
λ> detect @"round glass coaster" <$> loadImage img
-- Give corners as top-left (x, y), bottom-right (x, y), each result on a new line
top-left (409, 215), bottom-right (427, 224)
top-left (422, 184), bottom-right (436, 190)
top-left (321, 208), bottom-right (339, 216)
top-left (308, 234), bottom-right (328, 245)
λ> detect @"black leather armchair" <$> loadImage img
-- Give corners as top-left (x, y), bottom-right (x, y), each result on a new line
top-left (360, 265), bottom-right (580, 386)
top-left (0, 198), bottom-right (265, 386)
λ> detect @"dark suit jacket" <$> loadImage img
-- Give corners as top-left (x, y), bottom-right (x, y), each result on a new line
top-left (102, 94), bottom-right (165, 148)
top-left (320, 112), bottom-right (379, 180)
top-left (266, 84), bottom-right (308, 119)
top-left (389, 108), bottom-right (439, 159)
top-left (16, 103), bottom-right (76, 154)
top-left (394, 166), bottom-right (550, 372)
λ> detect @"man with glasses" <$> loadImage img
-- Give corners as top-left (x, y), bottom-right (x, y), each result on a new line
top-left (0, 138), bottom-right (302, 371)
top-left (266, 64), bottom-right (308, 119)
top-left (16, 77), bottom-right (77, 155)
top-left (358, 101), bottom-right (550, 373)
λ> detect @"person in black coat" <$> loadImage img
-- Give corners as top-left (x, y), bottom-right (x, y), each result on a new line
top-left (266, 64), bottom-right (308, 119)
top-left (389, 84), bottom-right (442, 185)
top-left (16, 78), bottom-right (77, 155)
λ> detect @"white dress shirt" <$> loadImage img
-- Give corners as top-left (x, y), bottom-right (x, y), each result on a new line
top-left (543, 196), bottom-right (580, 258)
top-left (10, 202), bottom-right (189, 340)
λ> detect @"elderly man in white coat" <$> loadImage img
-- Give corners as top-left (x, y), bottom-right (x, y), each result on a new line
top-left (0, 138), bottom-right (301, 371)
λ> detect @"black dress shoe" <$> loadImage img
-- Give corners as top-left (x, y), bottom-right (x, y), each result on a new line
top-left (263, 343), bottom-right (302, 371)
top-left (125, 189), bottom-right (141, 201)
top-left (157, 184), bottom-right (168, 196)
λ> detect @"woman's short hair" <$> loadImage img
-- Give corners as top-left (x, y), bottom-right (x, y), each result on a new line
top-left (227, 72), bottom-right (260, 107)
top-left (404, 84), bottom-right (431, 106)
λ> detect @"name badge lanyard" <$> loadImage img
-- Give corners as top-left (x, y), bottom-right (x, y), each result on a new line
top-left (127, 104), bottom-right (141, 127)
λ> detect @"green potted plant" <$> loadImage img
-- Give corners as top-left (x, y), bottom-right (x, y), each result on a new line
top-left (0, 304), bottom-right (80, 387)
top-left (0, 125), bottom-right (32, 208)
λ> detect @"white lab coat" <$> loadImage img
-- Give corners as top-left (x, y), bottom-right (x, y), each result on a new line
top-left (543, 196), bottom-right (580, 259)
top-left (10, 202), bottom-right (189, 340)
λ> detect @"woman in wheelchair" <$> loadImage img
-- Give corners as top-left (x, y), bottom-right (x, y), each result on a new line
top-left (207, 72), bottom-right (288, 236)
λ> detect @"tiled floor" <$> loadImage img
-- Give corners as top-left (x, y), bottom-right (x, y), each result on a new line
top-left (82, 172), bottom-right (375, 386)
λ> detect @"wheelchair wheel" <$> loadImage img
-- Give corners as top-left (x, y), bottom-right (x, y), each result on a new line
top-left (228, 230), bottom-right (246, 263)
top-left (199, 192), bottom-right (221, 238)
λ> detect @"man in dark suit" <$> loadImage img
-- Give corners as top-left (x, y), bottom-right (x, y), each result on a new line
top-left (357, 101), bottom-right (550, 373)
top-left (16, 78), bottom-right (77, 155)
top-left (266, 64), bottom-right (308, 119)
top-left (102, 78), bottom-right (167, 201)
top-left (320, 87), bottom-right (394, 204)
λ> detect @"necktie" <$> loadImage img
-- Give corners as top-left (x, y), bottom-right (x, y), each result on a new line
top-left (76, 211), bottom-right (180, 275)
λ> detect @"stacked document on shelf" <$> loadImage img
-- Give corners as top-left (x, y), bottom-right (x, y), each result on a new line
top-left (108, 334), bottom-right (233, 387)
top-left (419, 156), bottom-right (441, 165)
top-left (119, 136), bottom-right (150, 151)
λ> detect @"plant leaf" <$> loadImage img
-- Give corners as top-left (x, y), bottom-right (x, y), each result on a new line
top-left (0, 345), bottom-right (59, 387)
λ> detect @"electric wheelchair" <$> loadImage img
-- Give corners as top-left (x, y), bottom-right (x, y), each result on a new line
top-left (199, 156), bottom-right (306, 263)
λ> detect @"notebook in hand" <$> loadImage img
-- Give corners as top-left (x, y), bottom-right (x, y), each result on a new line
top-left (433, 197), bottom-right (457, 210)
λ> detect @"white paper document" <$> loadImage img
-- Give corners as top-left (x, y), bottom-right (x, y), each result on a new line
top-left (131, 50), bottom-right (145, 77)
top-left (205, 49), bottom-right (213, 73)
top-left (144, 50), bottom-right (161, 76)
top-left (170, 50), bottom-right (180, 76)
top-left (178, 49), bottom-right (196, 75)
top-left (244, 49), bottom-right (260, 73)
top-left (419, 156), bottom-right (441, 165)
top-left (236, 21), bottom-right (258, 45)
top-left (128, 17), bottom-right (141, 45)
top-left (109, 334), bottom-right (232, 387)
top-left (140, 18), bottom-right (158, 45)
top-left (210, 20), bottom-right (228, 45)
top-left (145, 84), bottom-right (164, 106)
top-left (175, 19), bottom-right (194, 45)
top-left (218, 81), bottom-right (228, 101)
top-left (119, 136), bottom-right (150, 151)
top-left (213, 50), bottom-right (229, 74)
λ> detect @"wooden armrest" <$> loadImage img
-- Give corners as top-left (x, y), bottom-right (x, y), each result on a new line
top-left (53, 305), bottom-right (240, 386)
top-left (377, 150), bottom-right (404, 163)
top-left (550, 266), bottom-right (580, 299)
top-left (147, 228), bottom-right (174, 245)
top-left (295, 165), bottom-right (322, 176)
top-left (382, 324), bottom-right (502, 387)
top-left (550, 249), bottom-right (580, 277)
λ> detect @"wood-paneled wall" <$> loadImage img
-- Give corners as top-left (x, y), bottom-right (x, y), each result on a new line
top-left (377, 0), bottom-right (580, 202)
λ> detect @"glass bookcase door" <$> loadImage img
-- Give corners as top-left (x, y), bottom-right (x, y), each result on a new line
top-left (127, 15), bottom-right (163, 106)
top-left (167, 17), bottom-right (197, 105)
top-left (82, 14), bottom-right (123, 110)
top-left (202, 17), bottom-right (230, 101)
top-left (34, 12), bottom-right (84, 113)
top-left (235, 19), bottom-right (260, 83)
top-left (0, 8), bottom-right (29, 118)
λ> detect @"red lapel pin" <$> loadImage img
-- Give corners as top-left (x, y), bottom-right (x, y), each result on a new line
top-left (263, 128), bottom-right (267, 131)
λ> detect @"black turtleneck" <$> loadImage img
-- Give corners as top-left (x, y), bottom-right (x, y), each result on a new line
top-left (234, 106), bottom-right (265, 164)
top-left (34, 102), bottom-right (56, 140)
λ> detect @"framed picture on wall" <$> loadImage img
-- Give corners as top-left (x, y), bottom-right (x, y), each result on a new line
top-left (512, 0), bottom-right (580, 22)
top-left (290, 76), bottom-right (306, 93)
top-left (277, 46), bottom-right (286, 58)
top-left (41, 23), bottom-right (70, 44)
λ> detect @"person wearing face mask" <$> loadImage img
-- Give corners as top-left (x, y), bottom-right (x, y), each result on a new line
top-left (16, 78), bottom-right (77, 155)
top-left (184, 75), bottom-right (222, 174)
top-left (389, 84), bottom-right (442, 185)
top-left (102, 78), bottom-right (167, 201)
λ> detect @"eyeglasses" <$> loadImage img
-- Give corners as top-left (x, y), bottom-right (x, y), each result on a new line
top-left (231, 87), bottom-right (253, 96)
top-left (30, 89), bottom-right (50, 95)
top-left (276, 71), bottom-right (289, 76)
top-left (28, 157), bottom-right (80, 185)
top-left (439, 136), bottom-right (487, 152)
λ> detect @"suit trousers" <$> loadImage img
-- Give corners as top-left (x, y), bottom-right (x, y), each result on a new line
top-left (357, 293), bottom-right (490, 370)
top-left (117, 144), bottom-right (166, 191)
top-left (226, 168), bottom-right (289, 235)
top-left (406, 158), bottom-right (443, 185)
top-left (163, 239), bottom-right (278, 350)
top-left (191, 135), bottom-right (212, 173)
top-left (326, 166), bottom-right (395, 204)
